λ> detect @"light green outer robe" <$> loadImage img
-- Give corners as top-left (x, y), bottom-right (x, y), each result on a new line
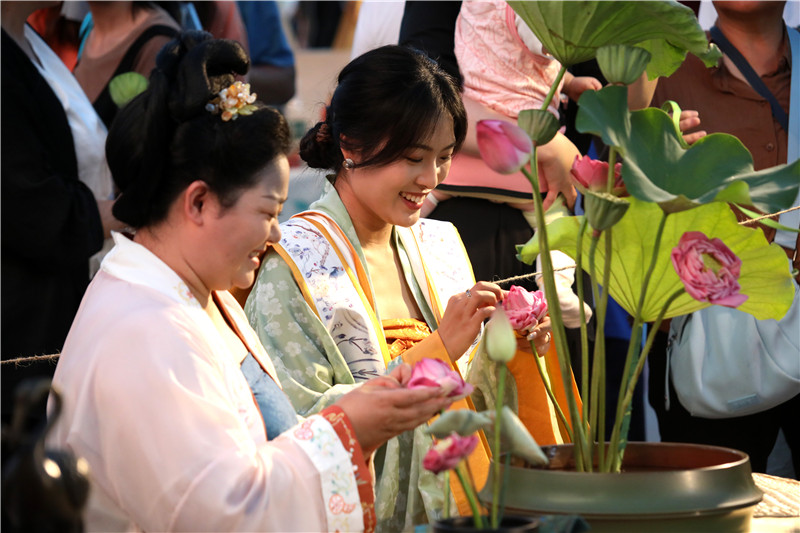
top-left (245, 186), bottom-right (512, 531)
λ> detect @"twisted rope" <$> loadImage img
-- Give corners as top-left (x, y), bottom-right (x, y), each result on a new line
top-left (3, 208), bottom-right (797, 364)
top-left (2, 353), bottom-right (60, 365)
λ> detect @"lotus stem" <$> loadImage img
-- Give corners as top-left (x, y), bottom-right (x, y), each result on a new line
top-left (607, 211), bottom-right (668, 470)
top-left (575, 218), bottom-right (590, 434)
top-left (496, 452), bottom-right (513, 525)
top-left (529, 339), bottom-right (573, 443)
top-left (610, 289), bottom-right (684, 472)
top-left (598, 227), bottom-right (614, 471)
top-left (455, 463), bottom-right (484, 529)
top-left (521, 160), bottom-right (588, 471)
top-left (443, 470), bottom-right (450, 519)
top-left (541, 65), bottom-right (568, 112)
top-left (491, 363), bottom-right (507, 529)
top-left (606, 148), bottom-right (618, 194)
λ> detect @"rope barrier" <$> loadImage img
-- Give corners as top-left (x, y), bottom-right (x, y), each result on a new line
top-left (3, 207), bottom-right (797, 365)
top-left (2, 353), bottom-right (60, 365)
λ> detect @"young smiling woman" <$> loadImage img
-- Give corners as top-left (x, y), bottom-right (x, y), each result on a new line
top-left (48, 34), bottom-right (453, 533)
top-left (244, 45), bottom-right (570, 531)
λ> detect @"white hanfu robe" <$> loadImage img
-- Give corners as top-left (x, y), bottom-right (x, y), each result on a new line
top-left (48, 233), bottom-right (372, 532)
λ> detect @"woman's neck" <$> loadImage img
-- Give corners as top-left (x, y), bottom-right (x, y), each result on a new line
top-left (336, 182), bottom-right (394, 251)
top-left (86, 3), bottom-right (148, 54)
top-left (133, 227), bottom-right (213, 309)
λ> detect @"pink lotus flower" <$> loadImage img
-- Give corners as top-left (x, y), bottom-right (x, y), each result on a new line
top-left (422, 432), bottom-right (479, 474)
top-left (476, 120), bottom-right (533, 174)
top-left (502, 285), bottom-right (548, 332)
top-left (670, 231), bottom-right (748, 308)
top-left (570, 155), bottom-right (623, 191)
top-left (408, 358), bottom-right (474, 398)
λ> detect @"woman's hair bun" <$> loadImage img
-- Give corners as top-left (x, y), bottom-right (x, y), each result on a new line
top-left (299, 120), bottom-right (339, 170)
top-left (110, 30), bottom-right (253, 227)
top-left (156, 31), bottom-right (250, 121)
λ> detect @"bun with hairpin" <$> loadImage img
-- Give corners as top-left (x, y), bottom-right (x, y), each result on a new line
top-left (108, 31), bottom-right (254, 227)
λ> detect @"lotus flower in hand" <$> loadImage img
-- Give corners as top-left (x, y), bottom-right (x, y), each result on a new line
top-left (671, 231), bottom-right (748, 308)
top-left (408, 358), bottom-right (474, 399)
top-left (502, 285), bottom-right (548, 332)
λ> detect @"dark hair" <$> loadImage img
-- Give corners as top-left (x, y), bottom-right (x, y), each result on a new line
top-left (299, 45), bottom-right (466, 176)
top-left (107, 31), bottom-right (291, 228)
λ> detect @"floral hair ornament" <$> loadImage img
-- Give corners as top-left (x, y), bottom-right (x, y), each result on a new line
top-left (205, 81), bottom-right (257, 122)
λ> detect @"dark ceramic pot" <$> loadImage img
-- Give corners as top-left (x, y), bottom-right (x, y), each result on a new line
top-left (431, 515), bottom-right (540, 532)
top-left (479, 442), bottom-right (763, 533)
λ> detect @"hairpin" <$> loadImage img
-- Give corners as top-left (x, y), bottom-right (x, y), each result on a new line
top-left (316, 123), bottom-right (331, 143)
top-left (205, 81), bottom-right (257, 121)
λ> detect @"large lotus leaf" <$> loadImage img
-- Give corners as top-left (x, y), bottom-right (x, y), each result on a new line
top-left (507, 1), bottom-right (718, 77)
top-left (517, 199), bottom-right (794, 322)
top-left (576, 86), bottom-right (800, 214)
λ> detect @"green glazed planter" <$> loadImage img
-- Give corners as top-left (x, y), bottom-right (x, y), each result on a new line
top-left (479, 442), bottom-right (762, 533)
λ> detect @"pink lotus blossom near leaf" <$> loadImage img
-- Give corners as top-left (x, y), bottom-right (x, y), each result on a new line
top-left (407, 358), bottom-right (474, 398)
top-left (670, 231), bottom-right (748, 308)
top-left (502, 285), bottom-right (549, 332)
top-left (476, 120), bottom-right (533, 174)
top-left (570, 154), bottom-right (623, 191)
top-left (422, 432), bottom-right (479, 474)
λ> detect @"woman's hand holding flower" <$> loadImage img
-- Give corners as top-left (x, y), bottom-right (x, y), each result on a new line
top-left (438, 281), bottom-right (504, 363)
top-left (337, 364), bottom-right (454, 455)
top-left (503, 285), bottom-right (548, 331)
top-left (502, 285), bottom-right (551, 356)
top-left (523, 316), bottom-right (553, 356)
top-left (407, 358), bottom-right (474, 400)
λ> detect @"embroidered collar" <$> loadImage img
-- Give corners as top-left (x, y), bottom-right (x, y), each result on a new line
top-left (102, 232), bottom-right (202, 309)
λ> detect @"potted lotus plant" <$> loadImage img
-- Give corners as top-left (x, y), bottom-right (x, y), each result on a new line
top-left (463, 1), bottom-right (798, 530)
top-left (409, 302), bottom-right (577, 532)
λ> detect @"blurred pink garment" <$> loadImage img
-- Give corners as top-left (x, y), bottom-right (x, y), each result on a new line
top-left (441, 0), bottom-right (567, 202)
top-left (455, 0), bottom-right (563, 119)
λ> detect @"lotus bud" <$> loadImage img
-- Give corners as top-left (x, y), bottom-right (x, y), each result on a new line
top-left (486, 406), bottom-right (548, 466)
top-left (476, 120), bottom-right (533, 174)
top-left (484, 307), bottom-right (517, 363)
top-left (518, 109), bottom-right (560, 146)
top-left (425, 410), bottom-right (493, 439)
top-left (596, 44), bottom-right (652, 86)
top-left (583, 190), bottom-right (631, 232)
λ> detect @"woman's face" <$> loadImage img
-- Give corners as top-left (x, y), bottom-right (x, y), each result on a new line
top-left (203, 155), bottom-right (290, 291)
top-left (338, 117), bottom-right (456, 231)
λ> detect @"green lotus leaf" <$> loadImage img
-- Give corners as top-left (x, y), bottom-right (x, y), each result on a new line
top-left (507, 1), bottom-right (719, 78)
top-left (516, 215), bottom-right (583, 266)
top-left (576, 85), bottom-right (800, 214)
top-left (518, 199), bottom-right (794, 322)
top-left (108, 72), bottom-right (149, 108)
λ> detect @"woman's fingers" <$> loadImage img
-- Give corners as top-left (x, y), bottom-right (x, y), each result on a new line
top-left (337, 385), bottom-right (454, 453)
top-left (387, 362), bottom-right (413, 386)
